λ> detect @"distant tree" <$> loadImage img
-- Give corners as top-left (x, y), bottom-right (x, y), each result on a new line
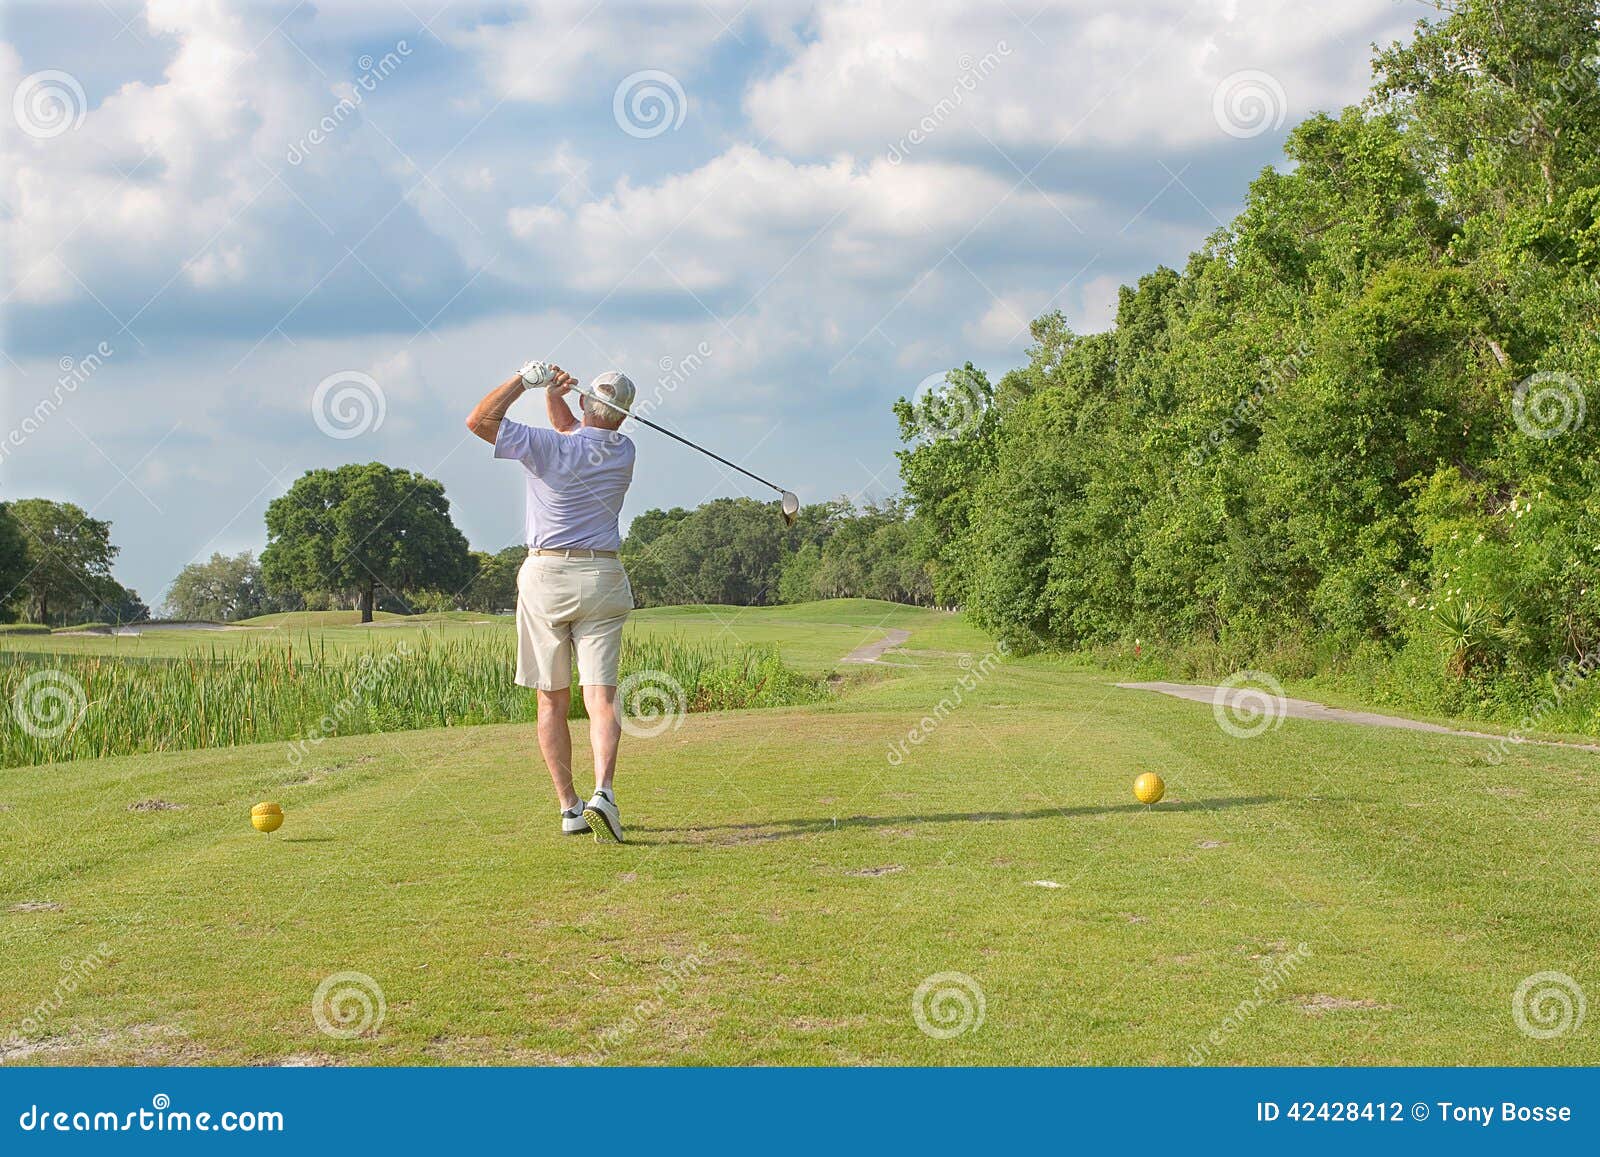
top-left (89, 581), bottom-right (149, 626)
top-left (0, 503), bottom-right (28, 623)
top-left (261, 463), bottom-right (473, 623)
top-left (464, 546), bottom-right (525, 613)
top-left (778, 544), bottom-right (821, 604)
top-left (6, 498), bottom-right (119, 624)
top-left (164, 551), bottom-right (277, 621)
top-left (622, 498), bottom-right (788, 606)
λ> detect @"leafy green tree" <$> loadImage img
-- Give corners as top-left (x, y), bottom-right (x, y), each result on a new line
top-left (0, 503), bottom-right (28, 623)
top-left (261, 463), bottom-right (473, 622)
top-left (893, 363), bottom-right (999, 606)
top-left (778, 544), bottom-right (821, 604)
top-left (5, 498), bottom-right (119, 625)
top-left (464, 546), bottom-right (526, 613)
top-left (164, 551), bottom-right (280, 621)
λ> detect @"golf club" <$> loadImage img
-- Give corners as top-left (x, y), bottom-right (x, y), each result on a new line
top-left (565, 382), bottom-right (801, 527)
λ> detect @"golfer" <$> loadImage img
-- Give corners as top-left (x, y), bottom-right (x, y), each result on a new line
top-left (467, 361), bottom-right (636, 843)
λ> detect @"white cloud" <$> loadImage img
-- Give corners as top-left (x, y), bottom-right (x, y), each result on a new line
top-left (745, 0), bottom-right (1413, 157)
top-left (508, 145), bottom-right (1092, 298)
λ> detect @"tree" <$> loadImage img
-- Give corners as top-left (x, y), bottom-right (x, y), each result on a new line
top-left (0, 503), bottom-right (28, 623)
top-left (261, 463), bottom-right (473, 623)
top-left (901, 0), bottom-right (1600, 694)
top-left (621, 498), bottom-right (790, 606)
top-left (778, 544), bottom-right (821, 604)
top-left (164, 551), bottom-right (277, 621)
top-left (5, 499), bottom-right (119, 624)
top-left (91, 581), bottom-right (149, 626)
top-left (464, 546), bottom-right (525, 613)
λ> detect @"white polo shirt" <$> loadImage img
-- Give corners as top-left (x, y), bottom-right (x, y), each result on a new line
top-left (494, 419), bottom-right (635, 551)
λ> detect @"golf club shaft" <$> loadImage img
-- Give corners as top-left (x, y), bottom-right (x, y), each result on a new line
top-left (564, 384), bottom-right (788, 496)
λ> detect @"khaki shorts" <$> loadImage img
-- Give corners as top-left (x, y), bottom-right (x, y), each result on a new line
top-left (515, 554), bottom-right (634, 691)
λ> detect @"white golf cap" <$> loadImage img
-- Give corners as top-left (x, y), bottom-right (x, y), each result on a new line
top-left (587, 370), bottom-right (635, 413)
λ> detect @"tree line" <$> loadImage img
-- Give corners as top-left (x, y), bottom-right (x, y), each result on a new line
top-left (2, 464), bottom-right (934, 628)
top-left (891, 0), bottom-right (1600, 713)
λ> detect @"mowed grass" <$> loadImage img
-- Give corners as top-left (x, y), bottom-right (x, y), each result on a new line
top-left (0, 599), bottom-right (942, 673)
top-left (2, 603), bottom-right (1597, 1065)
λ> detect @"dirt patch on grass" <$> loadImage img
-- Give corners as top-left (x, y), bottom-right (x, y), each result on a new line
top-left (8, 900), bottom-right (62, 912)
top-left (1, 1024), bottom-right (204, 1064)
top-left (271, 1052), bottom-right (346, 1067)
top-left (128, 799), bottom-right (184, 812)
top-left (847, 864), bottom-right (904, 877)
top-left (421, 1036), bottom-right (577, 1066)
top-left (1296, 994), bottom-right (1391, 1015)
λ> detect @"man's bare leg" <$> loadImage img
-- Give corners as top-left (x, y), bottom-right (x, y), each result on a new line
top-left (536, 688), bottom-right (580, 811)
top-left (582, 683), bottom-right (621, 794)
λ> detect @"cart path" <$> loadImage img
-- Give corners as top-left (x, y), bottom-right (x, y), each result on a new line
top-left (1116, 681), bottom-right (1600, 754)
top-left (841, 629), bottom-right (913, 664)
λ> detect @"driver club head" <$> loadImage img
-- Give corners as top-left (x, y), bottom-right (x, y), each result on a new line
top-left (780, 491), bottom-right (800, 527)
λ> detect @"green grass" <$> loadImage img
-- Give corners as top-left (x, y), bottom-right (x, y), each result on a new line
top-left (2, 601), bottom-right (1597, 1065)
top-left (0, 600), bottom-right (938, 674)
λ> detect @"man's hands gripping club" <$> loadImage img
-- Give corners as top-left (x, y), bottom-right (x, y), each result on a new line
top-left (466, 361), bottom-right (580, 444)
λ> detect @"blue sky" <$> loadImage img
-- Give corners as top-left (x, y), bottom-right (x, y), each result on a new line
top-left (1, 0), bottom-right (1420, 606)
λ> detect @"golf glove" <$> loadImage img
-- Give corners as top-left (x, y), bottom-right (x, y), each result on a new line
top-left (519, 360), bottom-right (555, 387)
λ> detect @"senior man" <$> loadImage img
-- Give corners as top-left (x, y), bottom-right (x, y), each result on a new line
top-left (467, 361), bottom-right (637, 843)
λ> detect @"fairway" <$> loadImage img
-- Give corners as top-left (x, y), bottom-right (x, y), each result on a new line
top-left (0, 600), bottom-right (924, 673)
top-left (3, 603), bottom-right (1595, 1066)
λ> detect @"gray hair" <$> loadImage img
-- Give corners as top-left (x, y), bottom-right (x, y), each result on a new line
top-left (582, 370), bottom-right (636, 427)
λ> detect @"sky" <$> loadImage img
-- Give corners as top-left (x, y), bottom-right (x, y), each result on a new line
top-left (0, 0), bottom-right (1423, 608)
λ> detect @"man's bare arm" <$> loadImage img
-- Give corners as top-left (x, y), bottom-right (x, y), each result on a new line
top-left (467, 365), bottom-right (581, 443)
top-left (547, 377), bottom-right (580, 434)
top-left (466, 374), bottom-right (527, 444)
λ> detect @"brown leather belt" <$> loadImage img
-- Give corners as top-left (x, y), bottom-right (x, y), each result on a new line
top-left (532, 548), bottom-right (619, 559)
